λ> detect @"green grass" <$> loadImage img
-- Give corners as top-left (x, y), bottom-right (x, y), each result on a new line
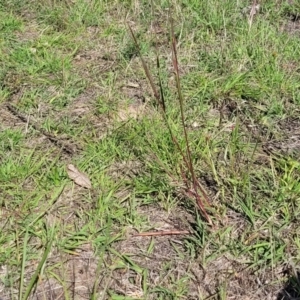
top-left (1, 0), bottom-right (300, 299)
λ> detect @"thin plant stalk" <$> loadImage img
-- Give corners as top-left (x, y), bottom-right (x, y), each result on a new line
top-left (19, 228), bottom-right (29, 300)
top-left (170, 18), bottom-right (212, 216)
top-left (128, 15), bottom-right (212, 224)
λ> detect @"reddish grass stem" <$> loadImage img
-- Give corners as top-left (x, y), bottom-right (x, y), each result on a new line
top-left (134, 230), bottom-right (190, 237)
top-left (127, 17), bottom-right (212, 224)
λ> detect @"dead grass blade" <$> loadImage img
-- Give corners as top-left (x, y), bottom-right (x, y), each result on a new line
top-left (248, 0), bottom-right (260, 29)
top-left (134, 230), bottom-right (190, 237)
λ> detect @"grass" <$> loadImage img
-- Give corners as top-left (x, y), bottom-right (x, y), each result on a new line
top-left (1, 0), bottom-right (300, 299)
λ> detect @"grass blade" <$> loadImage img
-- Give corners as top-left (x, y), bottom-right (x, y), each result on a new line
top-left (19, 228), bottom-right (29, 300)
top-left (23, 229), bottom-right (54, 299)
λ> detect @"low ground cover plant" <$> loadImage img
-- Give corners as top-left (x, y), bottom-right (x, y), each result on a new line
top-left (0, 0), bottom-right (300, 299)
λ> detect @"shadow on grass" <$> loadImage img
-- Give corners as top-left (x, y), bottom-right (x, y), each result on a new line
top-left (277, 271), bottom-right (300, 300)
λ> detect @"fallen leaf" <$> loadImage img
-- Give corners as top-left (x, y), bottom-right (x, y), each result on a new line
top-left (115, 104), bottom-right (144, 122)
top-left (66, 164), bottom-right (92, 189)
top-left (126, 82), bottom-right (139, 88)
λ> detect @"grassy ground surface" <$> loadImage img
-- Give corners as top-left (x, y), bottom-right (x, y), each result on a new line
top-left (1, 0), bottom-right (300, 299)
